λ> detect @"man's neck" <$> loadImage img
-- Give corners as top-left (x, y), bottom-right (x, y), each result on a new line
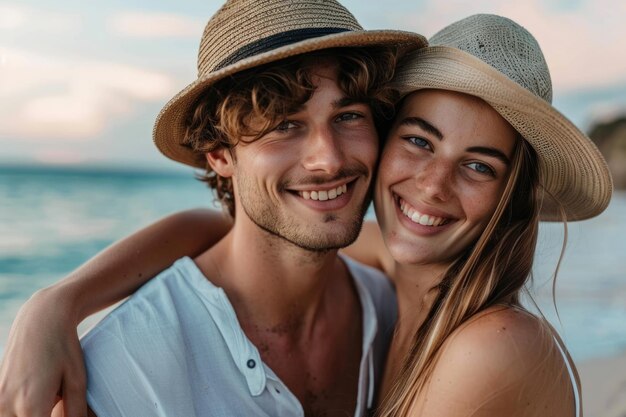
top-left (194, 219), bottom-right (347, 342)
top-left (194, 217), bottom-right (363, 415)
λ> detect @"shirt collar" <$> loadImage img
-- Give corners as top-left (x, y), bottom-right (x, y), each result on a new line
top-left (184, 255), bottom-right (380, 402)
top-left (340, 254), bottom-right (379, 409)
top-left (183, 257), bottom-right (267, 396)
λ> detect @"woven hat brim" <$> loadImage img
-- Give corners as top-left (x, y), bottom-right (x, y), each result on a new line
top-left (154, 30), bottom-right (427, 170)
top-left (392, 46), bottom-right (613, 221)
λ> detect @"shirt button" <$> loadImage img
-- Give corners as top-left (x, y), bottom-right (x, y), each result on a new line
top-left (246, 359), bottom-right (256, 369)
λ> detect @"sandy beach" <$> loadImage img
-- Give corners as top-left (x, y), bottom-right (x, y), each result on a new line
top-left (579, 350), bottom-right (626, 417)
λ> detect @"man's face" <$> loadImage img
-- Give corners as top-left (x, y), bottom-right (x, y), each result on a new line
top-left (226, 63), bottom-right (379, 251)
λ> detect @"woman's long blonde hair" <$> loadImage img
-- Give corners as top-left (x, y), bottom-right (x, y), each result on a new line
top-left (378, 134), bottom-right (551, 415)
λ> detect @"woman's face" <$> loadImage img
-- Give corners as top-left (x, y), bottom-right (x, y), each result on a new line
top-left (374, 89), bottom-right (518, 267)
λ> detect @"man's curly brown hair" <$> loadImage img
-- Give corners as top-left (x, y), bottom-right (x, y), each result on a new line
top-left (182, 47), bottom-right (399, 217)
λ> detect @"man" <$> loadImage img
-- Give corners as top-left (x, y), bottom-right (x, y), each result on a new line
top-left (37, 1), bottom-right (425, 416)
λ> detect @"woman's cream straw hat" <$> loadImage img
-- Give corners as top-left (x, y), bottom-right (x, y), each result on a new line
top-left (154, 0), bottom-right (426, 169)
top-left (393, 14), bottom-right (613, 221)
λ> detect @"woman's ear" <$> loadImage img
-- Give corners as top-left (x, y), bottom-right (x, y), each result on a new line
top-left (206, 148), bottom-right (234, 177)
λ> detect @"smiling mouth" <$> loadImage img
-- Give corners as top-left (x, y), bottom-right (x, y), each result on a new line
top-left (397, 196), bottom-right (452, 227)
top-left (299, 184), bottom-right (347, 201)
top-left (293, 180), bottom-right (355, 202)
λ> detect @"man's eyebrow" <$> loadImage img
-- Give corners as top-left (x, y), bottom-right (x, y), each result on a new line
top-left (398, 116), bottom-right (443, 140)
top-left (466, 146), bottom-right (511, 165)
top-left (332, 97), bottom-right (366, 108)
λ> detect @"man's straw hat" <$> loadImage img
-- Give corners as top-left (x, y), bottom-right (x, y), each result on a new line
top-left (153, 0), bottom-right (426, 169)
top-left (392, 14), bottom-right (612, 221)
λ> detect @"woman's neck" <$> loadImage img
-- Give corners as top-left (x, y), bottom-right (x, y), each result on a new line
top-left (378, 261), bottom-right (450, 402)
top-left (392, 261), bottom-right (448, 336)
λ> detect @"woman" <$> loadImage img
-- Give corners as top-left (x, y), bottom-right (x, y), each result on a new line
top-left (0, 14), bottom-right (611, 416)
top-left (357, 14), bottom-right (610, 415)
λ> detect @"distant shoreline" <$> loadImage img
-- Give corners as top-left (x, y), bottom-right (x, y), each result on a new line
top-left (0, 163), bottom-right (198, 178)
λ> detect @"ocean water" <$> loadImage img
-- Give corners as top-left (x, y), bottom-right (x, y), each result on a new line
top-left (0, 165), bottom-right (214, 353)
top-left (0, 166), bottom-right (625, 362)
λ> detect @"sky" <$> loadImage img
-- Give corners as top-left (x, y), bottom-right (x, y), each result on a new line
top-left (1, 0), bottom-right (625, 170)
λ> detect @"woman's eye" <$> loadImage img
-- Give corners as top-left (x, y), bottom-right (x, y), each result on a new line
top-left (466, 162), bottom-right (495, 176)
top-left (405, 136), bottom-right (431, 150)
top-left (275, 120), bottom-right (297, 131)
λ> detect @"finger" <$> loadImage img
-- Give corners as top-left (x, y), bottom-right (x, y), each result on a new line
top-left (61, 393), bottom-right (88, 417)
top-left (52, 400), bottom-right (64, 417)
top-left (60, 377), bottom-right (87, 417)
top-left (62, 347), bottom-right (88, 417)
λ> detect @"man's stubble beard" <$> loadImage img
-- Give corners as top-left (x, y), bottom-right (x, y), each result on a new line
top-left (235, 172), bottom-right (374, 253)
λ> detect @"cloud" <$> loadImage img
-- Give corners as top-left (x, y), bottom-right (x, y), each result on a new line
top-left (0, 3), bottom-right (81, 34)
top-left (108, 11), bottom-right (204, 39)
top-left (383, 0), bottom-right (626, 92)
top-left (0, 46), bottom-right (177, 140)
top-left (0, 3), bottom-right (24, 30)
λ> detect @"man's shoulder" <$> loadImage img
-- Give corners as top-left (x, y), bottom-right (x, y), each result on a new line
top-left (80, 256), bottom-right (227, 416)
top-left (80, 256), bottom-right (212, 349)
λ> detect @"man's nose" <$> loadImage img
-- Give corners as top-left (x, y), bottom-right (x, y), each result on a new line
top-left (301, 125), bottom-right (344, 174)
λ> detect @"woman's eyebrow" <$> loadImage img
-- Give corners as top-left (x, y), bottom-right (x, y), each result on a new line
top-left (398, 116), bottom-right (443, 140)
top-left (466, 146), bottom-right (511, 165)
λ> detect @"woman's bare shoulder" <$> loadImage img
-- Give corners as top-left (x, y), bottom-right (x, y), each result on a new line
top-left (411, 306), bottom-right (575, 416)
top-left (449, 306), bottom-right (549, 358)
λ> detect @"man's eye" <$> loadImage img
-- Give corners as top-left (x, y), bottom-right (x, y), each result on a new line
top-left (275, 121), bottom-right (297, 131)
top-left (466, 162), bottom-right (495, 176)
top-left (405, 136), bottom-right (431, 150)
top-left (336, 112), bottom-right (361, 122)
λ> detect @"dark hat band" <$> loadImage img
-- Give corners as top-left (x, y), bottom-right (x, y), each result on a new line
top-left (215, 27), bottom-right (350, 71)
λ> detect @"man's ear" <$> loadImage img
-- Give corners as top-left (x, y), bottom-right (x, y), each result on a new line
top-left (206, 147), bottom-right (234, 177)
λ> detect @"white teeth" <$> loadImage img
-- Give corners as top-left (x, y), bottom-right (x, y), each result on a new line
top-left (300, 183), bottom-right (349, 201)
top-left (398, 198), bottom-right (448, 227)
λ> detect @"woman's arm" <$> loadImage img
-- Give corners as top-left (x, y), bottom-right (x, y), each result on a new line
top-left (0, 208), bottom-right (231, 417)
top-left (56, 208), bottom-right (232, 319)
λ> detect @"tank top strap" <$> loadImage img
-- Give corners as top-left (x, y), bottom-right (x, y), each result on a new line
top-left (545, 320), bottom-right (582, 417)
